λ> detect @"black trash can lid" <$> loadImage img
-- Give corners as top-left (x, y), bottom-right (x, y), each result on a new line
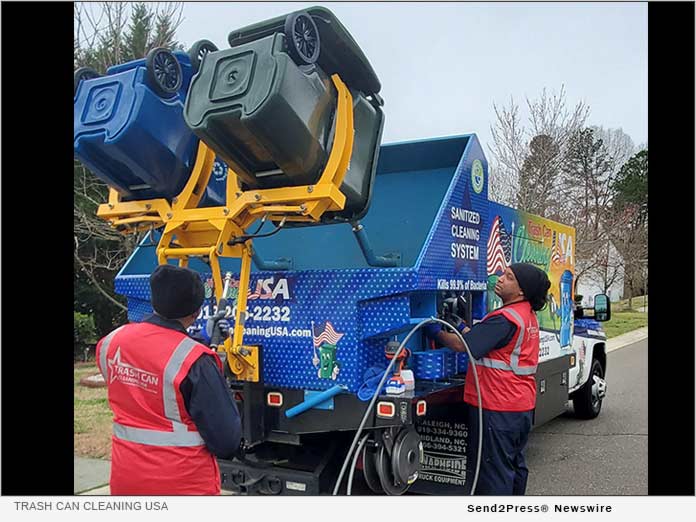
top-left (228, 6), bottom-right (382, 96)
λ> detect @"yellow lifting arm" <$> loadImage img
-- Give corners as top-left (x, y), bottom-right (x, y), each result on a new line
top-left (96, 74), bottom-right (355, 383)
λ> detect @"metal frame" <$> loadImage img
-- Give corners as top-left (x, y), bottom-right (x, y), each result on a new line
top-left (97, 74), bottom-right (355, 383)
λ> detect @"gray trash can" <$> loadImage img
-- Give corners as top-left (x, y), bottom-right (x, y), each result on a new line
top-left (183, 7), bottom-right (384, 223)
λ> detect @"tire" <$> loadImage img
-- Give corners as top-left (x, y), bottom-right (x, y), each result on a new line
top-left (74, 67), bottom-right (100, 96)
top-left (572, 358), bottom-right (606, 419)
top-left (146, 47), bottom-right (182, 97)
top-left (189, 39), bottom-right (218, 73)
top-left (283, 11), bottom-right (320, 65)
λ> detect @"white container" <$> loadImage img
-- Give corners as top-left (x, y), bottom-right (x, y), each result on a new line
top-left (401, 369), bottom-right (415, 391)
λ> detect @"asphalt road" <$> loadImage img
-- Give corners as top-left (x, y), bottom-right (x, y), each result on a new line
top-left (525, 338), bottom-right (648, 495)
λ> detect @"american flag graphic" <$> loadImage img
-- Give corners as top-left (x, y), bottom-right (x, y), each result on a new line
top-left (247, 281), bottom-right (260, 299)
top-left (312, 321), bottom-right (344, 348)
top-left (487, 216), bottom-right (511, 275)
top-left (246, 280), bottom-right (274, 300)
top-left (501, 221), bottom-right (512, 264)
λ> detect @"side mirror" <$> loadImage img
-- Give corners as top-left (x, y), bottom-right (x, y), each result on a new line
top-left (593, 294), bottom-right (611, 322)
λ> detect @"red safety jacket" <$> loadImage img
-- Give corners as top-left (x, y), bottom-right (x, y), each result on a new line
top-left (96, 322), bottom-right (223, 495)
top-left (463, 301), bottom-right (539, 412)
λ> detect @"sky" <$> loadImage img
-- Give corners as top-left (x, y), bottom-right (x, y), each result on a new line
top-left (174, 2), bottom-right (648, 152)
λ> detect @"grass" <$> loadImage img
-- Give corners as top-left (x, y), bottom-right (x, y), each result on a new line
top-left (594, 294), bottom-right (648, 339)
top-left (74, 363), bottom-right (112, 459)
top-left (601, 310), bottom-right (648, 339)
top-left (612, 294), bottom-right (648, 312)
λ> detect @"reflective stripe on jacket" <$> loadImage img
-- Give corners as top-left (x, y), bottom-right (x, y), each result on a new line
top-left (464, 301), bottom-right (539, 412)
top-left (96, 322), bottom-right (223, 495)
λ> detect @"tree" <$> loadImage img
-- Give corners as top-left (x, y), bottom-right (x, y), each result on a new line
top-left (518, 134), bottom-right (560, 215)
top-left (488, 86), bottom-right (645, 304)
top-left (591, 126), bottom-right (636, 174)
top-left (488, 85), bottom-right (590, 213)
top-left (151, 4), bottom-right (183, 49)
top-left (559, 127), bottom-right (625, 296)
top-left (612, 149), bottom-right (648, 223)
top-left (74, 2), bottom-right (184, 335)
top-left (124, 3), bottom-right (153, 60)
top-left (561, 129), bottom-right (614, 229)
top-left (610, 149), bottom-right (648, 306)
top-left (74, 2), bottom-right (183, 71)
top-left (487, 98), bottom-right (525, 207)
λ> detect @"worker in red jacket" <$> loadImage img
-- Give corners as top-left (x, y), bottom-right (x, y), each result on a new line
top-left (96, 264), bottom-right (241, 495)
top-left (425, 263), bottom-right (550, 495)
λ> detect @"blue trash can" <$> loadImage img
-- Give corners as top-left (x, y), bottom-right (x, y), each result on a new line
top-left (74, 49), bottom-right (226, 207)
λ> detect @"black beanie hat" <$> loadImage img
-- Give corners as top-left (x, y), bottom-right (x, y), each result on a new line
top-left (509, 263), bottom-right (551, 311)
top-left (150, 264), bottom-right (205, 319)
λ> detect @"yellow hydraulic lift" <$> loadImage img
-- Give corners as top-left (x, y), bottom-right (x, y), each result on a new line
top-left (97, 75), bottom-right (355, 383)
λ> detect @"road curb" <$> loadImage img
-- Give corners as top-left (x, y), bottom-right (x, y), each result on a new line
top-left (607, 327), bottom-right (648, 353)
top-left (77, 484), bottom-right (237, 495)
top-left (77, 484), bottom-right (110, 495)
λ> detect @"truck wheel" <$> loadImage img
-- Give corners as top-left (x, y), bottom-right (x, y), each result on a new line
top-left (146, 47), bottom-right (182, 97)
top-left (572, 358), bottom-right (606, 419)
top-left (284, 11), bottom-right (320, 65)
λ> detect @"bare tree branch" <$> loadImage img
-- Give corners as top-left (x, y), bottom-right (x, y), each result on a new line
top-left (488, 86), bottom-right (589, 214)
top-left (74, 236), bottom-right (127, 311)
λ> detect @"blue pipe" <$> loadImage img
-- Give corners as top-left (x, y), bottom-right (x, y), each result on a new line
top-left (351, 222), bottom-right (399, 267)
top-left (252, 250), bottom-right (291, 271)
top-left (285, 385), bottom-right (345, 418)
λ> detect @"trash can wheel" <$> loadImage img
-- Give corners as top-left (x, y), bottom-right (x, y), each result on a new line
top-left (189, 39), bottom-right (219, 73)
top-left (146, 47), bottom-right (182, 97)
top-left (74, 67), bottom-right (101, 96)
top-left (283, 11), bottom-right (320, 65)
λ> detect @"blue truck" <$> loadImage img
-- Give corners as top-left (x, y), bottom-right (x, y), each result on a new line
top-left (74, 7), bottom-right (610, 496)
top-left (112, 133), bottom-right (611, 495)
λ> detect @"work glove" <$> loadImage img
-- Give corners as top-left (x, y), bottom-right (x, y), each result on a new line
top-left (188, 326), bottom-right (207, 344)
top-left (423, 321), bottom-right (443, 340)
top-left (205, 317), bottom-right (231, 347)
top-left (445, 314), bottom-right (468, 333)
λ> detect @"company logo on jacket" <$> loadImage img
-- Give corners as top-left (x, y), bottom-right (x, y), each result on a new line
top-left (107, 348), bottom-right (160, 392)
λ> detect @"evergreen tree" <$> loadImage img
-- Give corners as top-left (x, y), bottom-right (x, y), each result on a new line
top-left (124, 3), bottom-right (152, 61)
top-left (612, 150), bottom-right (648, 224)
top-left (561, 128), bottom-right (620, 295)
top-left (610, 149), bottom-right (648, 303)
top-left (152, 4), bottom-right (183, 49)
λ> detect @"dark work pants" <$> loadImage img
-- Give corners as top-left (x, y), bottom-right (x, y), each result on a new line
top-left (464, 403), bottom-right (534, 495)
